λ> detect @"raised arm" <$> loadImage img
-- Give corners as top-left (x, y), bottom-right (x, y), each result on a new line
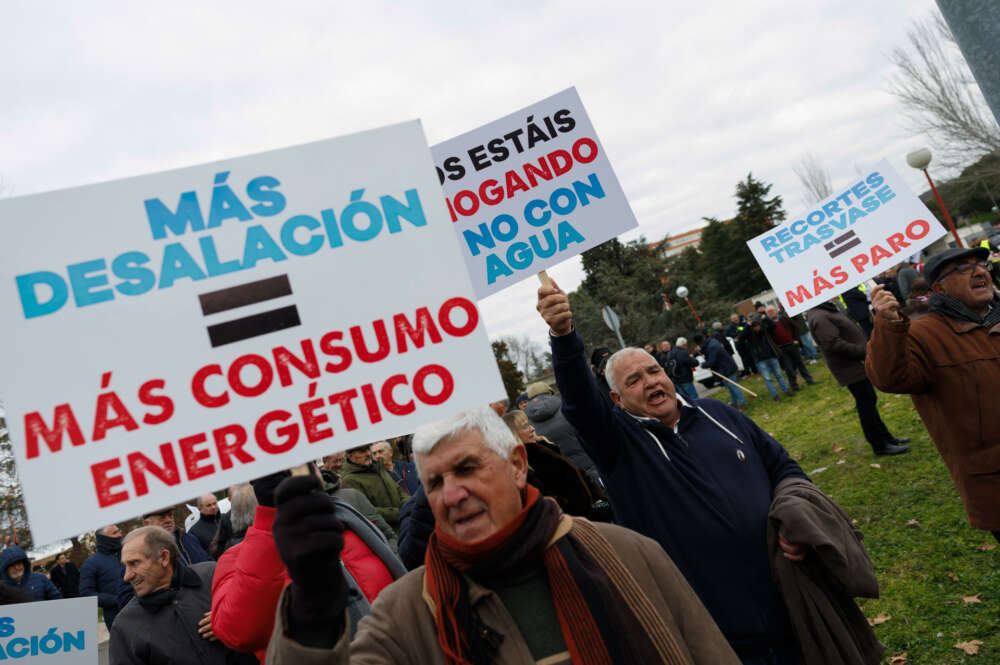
top-left (864, 284), bottom-right (933, 394)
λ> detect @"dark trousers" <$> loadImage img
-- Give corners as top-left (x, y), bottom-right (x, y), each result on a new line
top-left (846, 379), bottom-right (892, 446)
top-left (993, 530), bottom-right (1000, 544)
top-left (778, 343), bottom-right (813, 389)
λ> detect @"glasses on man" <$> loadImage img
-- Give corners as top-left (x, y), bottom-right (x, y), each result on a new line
top-left (937, 260), bottom-right (990, 281)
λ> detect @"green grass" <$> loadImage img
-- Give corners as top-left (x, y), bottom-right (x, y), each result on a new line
top-left (703, 361), bottom-right (999, 664)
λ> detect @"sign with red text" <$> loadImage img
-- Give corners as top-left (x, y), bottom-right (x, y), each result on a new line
top-left (432, 87), bottom-right (638, 298)
top-left (0, 122), bottom-right (503, 544)
top-left (747, 160), bottom-right (946, 316)
top-left (0, 597), bottom-right (97, 663)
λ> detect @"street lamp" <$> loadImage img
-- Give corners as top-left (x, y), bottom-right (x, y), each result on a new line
top-left (675, 285), bottom-right (704, 328)
top-left (906, 147), bottom-right (963, 248)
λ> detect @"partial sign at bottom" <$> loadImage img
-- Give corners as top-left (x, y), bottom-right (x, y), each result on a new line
top-left (0, 596), bottom-right (97, 663)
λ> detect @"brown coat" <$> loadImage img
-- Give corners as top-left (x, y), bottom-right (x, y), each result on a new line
top-left (866, 312), bottom-right (1000, 531)
top-left (266, 519), bottom-right (739, 665)
top-left (807, 303), bottom-right (868, 386)
top-left (768, 478), bottom-right (882, 665)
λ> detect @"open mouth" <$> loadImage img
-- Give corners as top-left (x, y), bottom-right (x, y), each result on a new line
top-left (647, 388), bottom-right (668, 405)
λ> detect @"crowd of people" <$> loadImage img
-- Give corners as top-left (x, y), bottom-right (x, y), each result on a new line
top-left (0, 245), bottom-right (997, 665)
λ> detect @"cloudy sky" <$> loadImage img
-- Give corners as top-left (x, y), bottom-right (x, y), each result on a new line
top-left (4, 0), bottom-right (941, 347)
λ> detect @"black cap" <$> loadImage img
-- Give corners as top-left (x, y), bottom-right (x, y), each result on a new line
top-left (923, 247), bottom-right (990, 284)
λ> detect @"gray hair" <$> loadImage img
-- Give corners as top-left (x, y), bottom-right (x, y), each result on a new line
top-left (412, 407), bottom-right (518, 474)
top-left (228, 483), bottom-right (257, 534)
top-left (676, 337), bottom-right (687, 348)
top-left (603, 347), bottom-right (652, 394)
top-left (123, 526), bottom-right (179, 566)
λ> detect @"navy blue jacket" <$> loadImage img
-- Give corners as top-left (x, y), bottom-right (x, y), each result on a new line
top-left (0, 546), bottom-right (61, 602)
top-left (665, 346), bottom-right (699, 384)
top-left (700, 337), bottom-right (737, 376)
top-left (79, 534), bottom-right (123, 629)
top-left (397, 485), bottom-right (434, 571)
top-left (552, 331), bottom-right (806, 656)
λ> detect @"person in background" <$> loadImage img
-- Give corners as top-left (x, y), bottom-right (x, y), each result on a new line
top-left (807, 300), bottom-right (910, 456)
top-left (322, 451), bottom-right (399, 551)
top-left (371, 440), bottom-right (408, 496)
top-left (489, 398), bottom-right (508, 418)
top-left (225, 483), bottom-right (257, 549)
top-left (522, 381), bottom-right (601, 483)
top-left (842, 285), bottom-right (874, 339)
top-left (665, 337), bottom-right (700, 402)
top-left (764, 305), bottom-right (816, 391)
top-left (867, 247), bottom-right (1000, 543)
top-left (49, 552), bottom-right (80, 598)
top-left (503, 409), bottom-right (604, 518)
top-left (0, 546), bottom-right (61, 603)
top-left (694, 333), bottom-right (746, 410)
top-left (80, 525), bottom-right (123, 629)
top-left (265, 408), bottom-right (740, 665)
top-left (111, 526), bottom-right (231, 665)
top-left (740, 315), bottom-right (795, 401)
top-left (515, 393), bottom-right (530, 411)
top-left (341, 444), bottom-right (409, 529)
top-left (902, 277), bottom-right (932, 319)
top-left (189, 493), bottom-right (232, 559)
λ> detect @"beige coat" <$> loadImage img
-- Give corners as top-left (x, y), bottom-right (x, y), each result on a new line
top-left (866, 312), bottom-right (1000, 531)
top-left (266, 519), bottom-right (739, 665)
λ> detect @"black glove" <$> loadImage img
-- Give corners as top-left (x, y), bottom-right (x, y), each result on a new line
top-left (272, 475), bottom-right (348, 647)
top-left (251, 470), bottom-right (289, 508)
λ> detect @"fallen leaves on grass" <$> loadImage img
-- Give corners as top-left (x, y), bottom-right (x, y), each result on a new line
top-left (836, 458), bottom-right (846, 465)
top-left (977, 541), bottom-right (997, 551)
top-left (870, 463), bottom-right (882, 469)
top-left (963, 593), bottom-right (982, 604)
top-left (832, 444), bottom-right (845, 453)
top-left (946, 573), bottom-right (959, 582)
top-left (887, 654), bottom-right (907, 664)
top-left (867, 613), bottom-right (891, 626)
top-left (954, 640), bottom-right (983, 655)
top-left (905, 519), bottom-right (920, 527)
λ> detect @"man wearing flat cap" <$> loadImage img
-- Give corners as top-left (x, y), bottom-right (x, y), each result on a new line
top-left (866, 246), bottom-right (1000, 542)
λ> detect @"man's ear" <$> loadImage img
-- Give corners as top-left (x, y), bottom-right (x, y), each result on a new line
top-left (610, 391), bottom-right (622, 407)
top-left (931, 280), bottom-right (946, 295)
top-left (157, 548), bottom-right (171, 569)
top-left (509, 443), bottom-right (529, 488)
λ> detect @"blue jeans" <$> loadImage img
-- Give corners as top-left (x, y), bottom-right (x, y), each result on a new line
top-left (799, 332), bottom-right (819, 360)
top-left (724, 373), bottom-right (746, 407)
top-left (676, 381), bottom-right (698, 402)
top-left (756, 358), bottom-right (790, 398)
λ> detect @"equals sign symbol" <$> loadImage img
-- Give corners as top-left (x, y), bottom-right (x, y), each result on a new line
top-left (824, 231), bottom-right (862, 259)
top-left (198, 274), bottom-right (301, 348)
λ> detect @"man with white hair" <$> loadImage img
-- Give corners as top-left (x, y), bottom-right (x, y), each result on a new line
top-left (536, 280), bottom-right (809, 664)
top-left (664, 337), bottom-right (700, 402)
top-left (265, 408), bottom-right (739, 664)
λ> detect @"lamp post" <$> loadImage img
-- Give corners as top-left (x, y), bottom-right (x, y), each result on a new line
top-left (906, 147), bottom-right (963, 248)
top-left (675, 285), bottom-right (703, 328)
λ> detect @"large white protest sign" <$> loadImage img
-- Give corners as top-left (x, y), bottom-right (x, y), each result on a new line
top-left (748, 160), bottom-right (946, 316)
top-left (0, 597), bottom-right (97, 663)
top-left (0, 122), bottom-right (503, 544)
top-left (432, 87), bottom-right (638, 298)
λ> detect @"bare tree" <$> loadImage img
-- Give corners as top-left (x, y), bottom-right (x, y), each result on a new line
top-left (792, 152), bottom-right (834, 205)
top-left (889, 11), bottom-right (1000, 171)
top-left (499, 334), bottom-right (545, 381)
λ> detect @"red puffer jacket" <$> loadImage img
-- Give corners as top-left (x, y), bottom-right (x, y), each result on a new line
top-left (211, 504), bottom-right (399, 663)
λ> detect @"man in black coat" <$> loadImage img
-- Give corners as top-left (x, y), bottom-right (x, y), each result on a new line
top-left (111, 526), bottom-right (232, 665)
top-left (189, 494), bottom-right (231, 559)
top-left (49, 553), bottom-right (80, 598)
top-left (80, 525), bottom-right (124, 630)
top-left (807, 301), bottom-right (910, 456)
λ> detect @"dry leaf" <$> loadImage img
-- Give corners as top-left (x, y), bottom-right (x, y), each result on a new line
top-left (836, 458), bottom-right (846, 465)
top-left (946, 573), bottom-right (959, 582)
top-left (851, 518), bottom-right (858, 525)
top-left (832, 444), bottom-right (845, 453)
top-left (954, 640), bottom-right (983, 655)
top-left (870, 463), bottom-right (882, 469)
top-left (867, 613), bottom-right (891, 626)
top-left (963, 593), bottom-right (982, 604)
top-left (905, 519), bottom-right (920, 527)
top-left (887, 653), bottom-right (908, 664)
top-left (977, 541), bottom-right (997, 551)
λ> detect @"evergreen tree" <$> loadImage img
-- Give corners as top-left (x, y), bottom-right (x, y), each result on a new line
top-left (491, 341), bottom-right (524, 405)
top-left (728, 173), bottom-right (785, 298)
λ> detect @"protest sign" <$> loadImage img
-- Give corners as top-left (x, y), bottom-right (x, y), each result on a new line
top-left (432, 87), bottom-right (638, 298)
top-left (747, 160), bottom-right (946, 316)
top-left (0, 596), bottom-right (97, 663)
top-left (0, 121), bottom-right (503, 544)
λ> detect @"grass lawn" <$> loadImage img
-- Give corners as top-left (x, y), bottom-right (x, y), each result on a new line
top-left (705, 360), bottom-right (998, 664)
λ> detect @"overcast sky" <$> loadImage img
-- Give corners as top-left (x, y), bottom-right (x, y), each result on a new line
top-left (3, 0), bottom-right (941, 348)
